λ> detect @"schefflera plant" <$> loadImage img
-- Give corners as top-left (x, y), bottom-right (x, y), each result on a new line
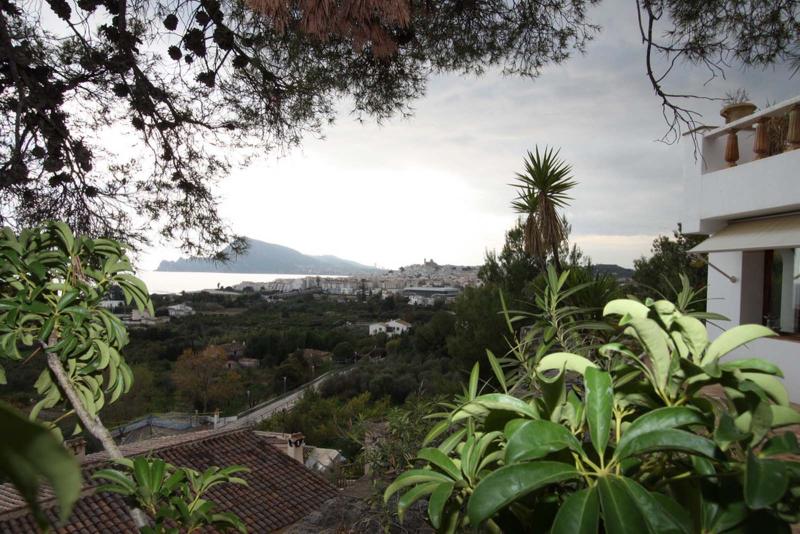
top-left (385, 298), bottom-right (800, 533)
top-left (0, 222), bottom-right (152, 435)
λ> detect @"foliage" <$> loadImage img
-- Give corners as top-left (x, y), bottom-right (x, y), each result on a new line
top-left (0, 223), bottom-right (247, 530)
top-left (386, 296), bottom-right (800, 532)
top-left (94, 457), bottom-right (249, 533)
top-left (632, 230), bottom-right (707, 302)
top-left (259, 390), bottom-right (391, 458)
top-left (3, 1), bottom-right (796, 253)
top-left (171, 346), bottom-right (241, 412)
top-left (510, 266), bottom-right (615, 358)
top-left (0, 0), bottom-right (597, 255)
top-left (0, 401), bottom-right (81, 529)
top-left (511, 147), bottom-right (577, 271)
top-left (333, 341), bottom-right (355, 363)
top-left (446, 284), bottom-right (510, 370)
top-left (479, 221), bottom-right (540, 298)
top-left (0, 222), bottom-right (152, 432)
top-left (361, 396), bottom-right (442, 479)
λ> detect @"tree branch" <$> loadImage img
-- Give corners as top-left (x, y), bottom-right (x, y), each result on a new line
top-left (44, 349), bottom-right (149, 529)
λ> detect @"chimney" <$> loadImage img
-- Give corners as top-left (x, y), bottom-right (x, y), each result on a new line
top-left (287, 432), bottom-right (305, 464)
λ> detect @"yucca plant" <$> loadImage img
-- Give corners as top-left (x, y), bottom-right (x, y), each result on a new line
top-left (386, 297), bottom-right (800, 532)
top-left (511, 147), bottom-right (577, 271)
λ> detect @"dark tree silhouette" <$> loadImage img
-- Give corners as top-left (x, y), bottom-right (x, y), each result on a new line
top-left (1, 0), bottom-right (796, 255)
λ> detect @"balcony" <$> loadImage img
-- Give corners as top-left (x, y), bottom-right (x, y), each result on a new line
top-left (682, 95), bottom-right (800, 235)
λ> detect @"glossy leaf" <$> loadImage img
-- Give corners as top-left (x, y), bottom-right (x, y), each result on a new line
top-left (504, 419), bottom-right (583, 463)
top-left (702, 325), bottom-right (775, 365)
top-left (398, 481), bottom-right (439, 521)
top-left (585, 367), bottom-right (612, 457)
top-left (0, 402), bottom-right (81, 527)
top-left (616, 429), bottom-right (716, 460)
top-left (596, 476), bottom-right (648, 534)
top-left (467, 461), bottom-right (579, 525)
top-left (745, 452), bottom-right (788, 509)
top-left (603, 299), bottom-right (649, 320)
top-left (537, 352), bottom-right (597, 375)
top-left (740, 372), bottom-right (789, 406)
top-left (384, 469), bottom-right (453, 502)
top-left (620, 477), bottom-right (691, 534)
top-left (463, 393), bottom-right (539, 420)
top-left (550, 487), bottom-right (599, 534)
top-left (417, 448), bottom-right (461, 481)
top-left (428, 481), bottom-right (455, 529)
top-left (615, 407), bottom-right (705, 458)
top-left (626, 317), bottom-right (671, 392)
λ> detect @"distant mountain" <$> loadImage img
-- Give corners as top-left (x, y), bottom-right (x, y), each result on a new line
top-left (591, 264), bottom-right (635, 281)
top-left (156, 238), bottom-right (381, 275)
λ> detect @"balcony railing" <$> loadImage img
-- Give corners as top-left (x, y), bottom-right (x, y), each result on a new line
top-left (701, 96), bottom-right (800, 174)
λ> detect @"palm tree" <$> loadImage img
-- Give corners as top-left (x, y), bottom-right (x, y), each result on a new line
top-left (510, 146), bottom-right (577, 272)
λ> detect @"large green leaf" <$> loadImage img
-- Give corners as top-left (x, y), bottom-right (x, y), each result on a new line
top-left (626, 318), bottom-right (671, 393)
top-left (714, 413), bottom-right (751, 451)
top-left (456, 393), bottom-right (539, 421)
top-left (603, 299), bottom-right (649, 320)
top-left (671, 315), bottom-right (708, 361)
top-left (504, 420), bottom-right (583, 463)
top-left (427, 481), bottom-right (455, 530)
top-left (551, 487), bottom-right (599, 534)
top-left (467, 461), bottom-right (579, 525)
top-left (585, 367), bottom-right (613, 457)
top-left (720, 359), bottom-right (783, 377)
top-left (0, 402), bottom-right (82, 526)
top-left (739, 373), bottom-right (789, 406)
top-left (702, 325), bottom-right (775, 365)
top-left (744, 452), bottom-right (788, 509)
top-left (398, 481), bottom-right (439, 521)
top-left (619, 477), bottom-right (691, 534)
top-left (537, 352), bottom-right (598, 375)
top-left (383, 469), bottom-right (453, 502)
top-left (417, 448), bottom-right (461, 481)
top-left (596, 476), bottom-right (648, 534)
top-left (615, 407), bottom-right (705, 459)
top-left (615, 429), bottom-right (716, 460)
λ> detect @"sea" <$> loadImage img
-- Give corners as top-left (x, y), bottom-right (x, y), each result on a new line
top-left (137, 271), bottom-right (319, 295)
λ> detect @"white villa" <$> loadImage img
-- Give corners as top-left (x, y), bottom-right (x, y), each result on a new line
top-left (369, 319), bottom-right (412, 337)
top-left (167, 303), bottom-right (195, 318)
top-left (682, 95), bottom-right (800, 401)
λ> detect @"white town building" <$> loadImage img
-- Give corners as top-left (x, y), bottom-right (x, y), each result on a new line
top-left (369, 319), bottom-right (411, 337)
top-left (167, 303), bottom-right (195, 318)
top-left (681, 95), bottom-right (800, 401)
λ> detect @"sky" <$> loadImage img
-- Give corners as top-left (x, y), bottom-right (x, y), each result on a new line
top-left (141, 1), bottom-right (798, 271)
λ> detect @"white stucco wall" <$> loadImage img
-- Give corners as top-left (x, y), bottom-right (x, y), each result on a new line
top-left (706, 251), bottom-right (800, 402)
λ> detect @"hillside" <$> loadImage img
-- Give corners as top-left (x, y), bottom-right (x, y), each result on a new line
top-left (156, 238), bottom-right (381, 275)
top-left (591, 263), bottom-right (635, 281)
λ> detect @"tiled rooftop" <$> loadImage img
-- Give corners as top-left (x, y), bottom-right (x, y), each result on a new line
top-left (0, 427), bottom-right (338, 533)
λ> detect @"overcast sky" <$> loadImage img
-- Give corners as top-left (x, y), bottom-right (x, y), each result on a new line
top-left (141, 1), bottom-right (797, 271)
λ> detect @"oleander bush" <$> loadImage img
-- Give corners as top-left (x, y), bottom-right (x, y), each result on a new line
top-left (386, 290), bottom-right (800, 533)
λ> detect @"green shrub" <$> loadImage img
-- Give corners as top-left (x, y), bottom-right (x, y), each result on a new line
top-left (386, 296), bottom-right (800, 532)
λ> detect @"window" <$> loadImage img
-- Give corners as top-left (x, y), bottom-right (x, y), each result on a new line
top-left (762, 248), bottom-right (800, 335)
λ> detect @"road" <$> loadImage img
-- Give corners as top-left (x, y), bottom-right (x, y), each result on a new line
top-left (225, 367), bottom-right (352, 428)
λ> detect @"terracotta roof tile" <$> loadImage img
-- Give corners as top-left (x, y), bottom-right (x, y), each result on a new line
top-left (0, 428), bottom-right (338, 533)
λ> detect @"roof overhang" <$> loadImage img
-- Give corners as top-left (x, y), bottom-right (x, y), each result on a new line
top-left (690, 213), bottom-right (800, 253)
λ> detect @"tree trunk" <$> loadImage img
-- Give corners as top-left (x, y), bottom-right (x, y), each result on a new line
top-left (45, 351), bottom-right (150, 529)
top-left (552, 242), bottom-right (562, 272)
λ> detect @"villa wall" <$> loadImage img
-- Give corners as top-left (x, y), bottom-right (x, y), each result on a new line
top-left (706, 251), bottom-right (800, 403)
